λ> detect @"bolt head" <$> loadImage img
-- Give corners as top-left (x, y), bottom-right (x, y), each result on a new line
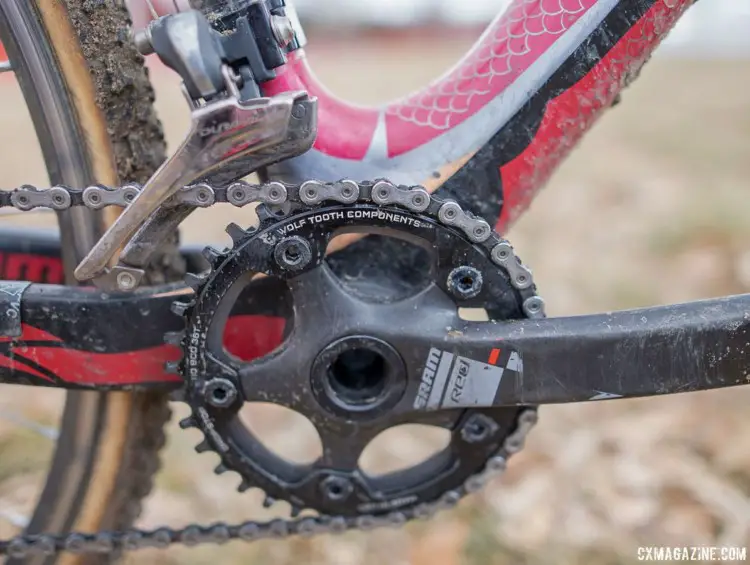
top-left (447, 266), bottom-right (483, 300)
top-left (203, 378), bottom-right (238, 408)
top-left (116, 271), bottom-right (137, 291)
top-left (320, 476), bottom-right (353, 501)
top-left (274, 236), bottom-right (313, 271)
top-left (461, 414), bottom-right (499, 444)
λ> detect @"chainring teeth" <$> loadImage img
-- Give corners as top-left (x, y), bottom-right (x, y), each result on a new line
top-left (169, 180), bottom-right (543, 522)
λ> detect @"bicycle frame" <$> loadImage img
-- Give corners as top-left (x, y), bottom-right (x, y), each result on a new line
top-left (262, 0), bottom-right (693, 232)
top-left (2, 0), bottom-right (748, 406)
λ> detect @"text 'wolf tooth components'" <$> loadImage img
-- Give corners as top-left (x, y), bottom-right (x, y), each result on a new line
top-left (169, 180), bottom-right (544, 519)
top-left (74, 2), bottom-right (316, 291)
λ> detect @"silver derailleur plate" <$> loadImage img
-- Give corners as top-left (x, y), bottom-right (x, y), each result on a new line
top-left (73, 8), bottom-right (316, 292)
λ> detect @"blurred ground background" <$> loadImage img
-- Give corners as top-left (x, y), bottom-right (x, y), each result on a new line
top-left (2, 1), bottom-right (750, 564)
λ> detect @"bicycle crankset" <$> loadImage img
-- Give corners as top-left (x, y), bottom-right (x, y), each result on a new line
top-left (170, 180), bottom-right (543, 519)
top-left (1, 179), bottom-right (748, 557)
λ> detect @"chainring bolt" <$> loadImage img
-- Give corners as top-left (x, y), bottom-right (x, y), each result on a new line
top-left (274, 235), bottom-right (313, 271)
top-left (460, 413), bottom-right (499, 444)
top-left (447, 266), bottom-right (483, 300)
top-left (523, 296), bottom-right (546, 318)
top-left (320, 476), bottom-right (353, 501)
top-left (203, 378), bottom-right (238, 408)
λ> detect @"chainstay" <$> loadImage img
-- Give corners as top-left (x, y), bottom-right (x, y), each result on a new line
top-left (0, 178), bottom-right (541, 557)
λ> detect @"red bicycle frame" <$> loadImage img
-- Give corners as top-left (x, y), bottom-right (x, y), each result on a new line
top-left (261, 0), bottom-right (692, 233)
top-left (121, 0), bottom-right (691, 231)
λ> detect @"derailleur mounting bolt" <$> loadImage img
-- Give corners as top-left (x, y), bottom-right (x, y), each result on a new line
top-left (274, 236), bottom-right (313, 271)
top-left (320, 476), bottom-right (353, 501)
top-left (116, 271), bottom-right (138, 291)
top-left (447, 266), bottom-right (483, 300)
top-left (203, 378), bottom-right (238, 408)
top-left (461, 414), bottom-right (498, 444)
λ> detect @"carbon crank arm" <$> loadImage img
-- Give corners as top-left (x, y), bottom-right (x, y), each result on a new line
top-left (0, 275), bottom-right (745, 402)
top-left (408, 293), bottom-right (750, 407)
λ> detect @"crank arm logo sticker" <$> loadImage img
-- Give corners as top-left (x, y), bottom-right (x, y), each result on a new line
top-left (589, 391), bottom-right (622, 400)
top-left (413, 346), bottom-right (522, 410)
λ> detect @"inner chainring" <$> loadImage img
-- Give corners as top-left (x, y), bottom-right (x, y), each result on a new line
top-left (171, 180), bottom-right (542, 518)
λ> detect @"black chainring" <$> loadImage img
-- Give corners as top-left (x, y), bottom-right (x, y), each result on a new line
top-left (174, 191), bottom-right (535, 518)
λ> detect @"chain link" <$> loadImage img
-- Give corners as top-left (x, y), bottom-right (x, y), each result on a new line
top-left (1, 181), bottom-right (542, 301)
top-left (4, 181), bottom-right (300, 211)
top-left (0, 179), bottom-right (542, 556)
top-left (1, 182), bottom-right (256, 211)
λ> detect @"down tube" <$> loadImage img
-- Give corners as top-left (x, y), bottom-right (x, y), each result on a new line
top-left (263, 0), bottom-right (695, 232)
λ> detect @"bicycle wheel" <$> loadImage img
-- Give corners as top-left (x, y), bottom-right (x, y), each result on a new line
top-left (0, 2), bottom-right (172, 563)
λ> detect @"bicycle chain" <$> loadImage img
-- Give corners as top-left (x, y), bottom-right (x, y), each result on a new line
top-left (1, 181), bottom-right (296, 211)
top-left (0, 179), bottom-right (541, 557)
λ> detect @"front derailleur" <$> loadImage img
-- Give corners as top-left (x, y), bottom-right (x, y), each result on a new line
top-left (73, 5), bottom-right (316, 291)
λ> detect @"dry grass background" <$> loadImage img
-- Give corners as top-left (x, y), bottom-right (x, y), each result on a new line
top-left (0, 30), bottom-right (749, 564)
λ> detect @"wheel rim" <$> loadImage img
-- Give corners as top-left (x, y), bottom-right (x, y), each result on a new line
top-left (0, 2), bottom-right (126, 563)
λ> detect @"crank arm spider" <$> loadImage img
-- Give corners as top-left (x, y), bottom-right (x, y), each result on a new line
top-left (0, 276), bottom-right (746, 402)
